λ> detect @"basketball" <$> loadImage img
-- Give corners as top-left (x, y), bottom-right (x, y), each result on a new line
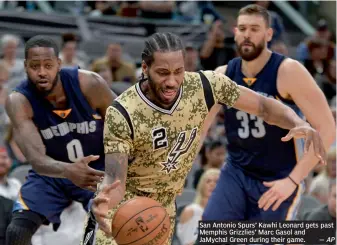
top-left (111, 196), bottom-right (171, 245)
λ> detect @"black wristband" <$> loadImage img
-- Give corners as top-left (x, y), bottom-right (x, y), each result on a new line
top-left (288, 176), bottom-right (298, 186)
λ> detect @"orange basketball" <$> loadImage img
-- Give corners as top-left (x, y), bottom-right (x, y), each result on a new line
top-left (111, 196), bottom-right (171, 245)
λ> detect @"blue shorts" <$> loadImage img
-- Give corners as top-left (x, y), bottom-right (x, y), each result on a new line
top-left (202, 162), bottom-right (304, 221)
top-left (13, 170), bottom-right (94, 226)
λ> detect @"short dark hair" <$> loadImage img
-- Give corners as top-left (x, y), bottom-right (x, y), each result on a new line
top-left (25, 35), bottom-right (59, 59)
top-left (238, 4), bottom-right (271, 27)
top-left (141, 32), bottom-right (185, 67)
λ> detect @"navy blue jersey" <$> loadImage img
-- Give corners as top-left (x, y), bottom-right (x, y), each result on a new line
top-left (14, 67), bottom-right (105, 171)
top-left (224, 52), bottom-right (304, 181)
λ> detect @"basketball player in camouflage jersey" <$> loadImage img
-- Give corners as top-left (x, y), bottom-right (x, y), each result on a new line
top-left (81, 33), bottom-right (326, 245)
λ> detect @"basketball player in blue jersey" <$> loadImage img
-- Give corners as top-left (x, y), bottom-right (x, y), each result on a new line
top-left (4, 36), bottom-right (116, 245)
top-left (202, 4), bottom-right (335, 223)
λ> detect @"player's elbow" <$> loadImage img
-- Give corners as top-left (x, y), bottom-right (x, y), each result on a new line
top-left (31, 163), bottom-right (43, 174)
top-left (256, 96), bottom-right (272, 123)
top-left (29, 161), bottom-right (49, 176)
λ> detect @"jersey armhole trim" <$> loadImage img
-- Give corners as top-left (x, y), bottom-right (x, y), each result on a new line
top-left (198, 71), bottom-right (215, 111)
top-left (111, 101), bottom-right (134, 140)
top-left (275, 57), bottom-right (296, 105)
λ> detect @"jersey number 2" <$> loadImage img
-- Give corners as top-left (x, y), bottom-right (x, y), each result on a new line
top-left (66, 139), bottom-right (84, 162)
top-left (152, 128), bottom-right (168, 150)
top-left (236, 111), bottom-right (266, 139)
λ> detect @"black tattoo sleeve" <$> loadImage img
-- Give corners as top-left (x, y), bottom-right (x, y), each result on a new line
top-left (258, 96), bottom-right (306, 130)
top-left (99, 153), bottom-right (128, 192)
top-left (5, 93), bottom-right (70, 178)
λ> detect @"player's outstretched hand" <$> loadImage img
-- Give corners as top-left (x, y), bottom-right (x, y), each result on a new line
top-left (91, 180), bottom-right (121, 237)
top-left (65, 155), bottom-right (105, 191)
top-left (281, 124), bottom-right (327, 165)
top-left (258, 177), bottom-right (297, 211)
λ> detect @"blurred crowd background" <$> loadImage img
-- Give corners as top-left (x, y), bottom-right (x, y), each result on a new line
top-left (0, 1), bottom-right (335, 245)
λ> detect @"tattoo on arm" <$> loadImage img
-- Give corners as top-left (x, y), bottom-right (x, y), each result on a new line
top-left (5, 93), bottom-right (69, 178)
top-left (104, 153), bottom-right (128, 184)
top-left (259, 96), bottom-right (305, 130)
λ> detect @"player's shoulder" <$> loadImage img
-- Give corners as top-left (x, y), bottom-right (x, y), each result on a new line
top-left (184, 71), bottom-right (201, 81)
top-left (116, 82), bottom-right (143, 106)
top-left (5, 91), bottom-right (33, 121)
top-left (78, 69), bottom-right (103, 88)
top-left (277, 57), bottom-right (309, 86)
top-left (214, 65), bottom-right (228, 74)
top-left (184, 71), bottom-right (219, 91)
top-left (184, 70), bottom-right (231, 92)
top-left (197, 70), bottom-right (230, 84)
top-left (78, 69), bottom-right (113, 98)
top-left (278, 57), bottom-right (304, 74)
top-left (184, 70), bottom-right (220, 80)
top-left (6, 90), bottom-right (31, 108)
top-left (106, 85), bottom-right (137, 113)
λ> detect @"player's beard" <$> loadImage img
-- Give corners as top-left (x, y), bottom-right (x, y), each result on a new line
top-left (29, 72), bottom-right (59, 96)
top-left (237, 39), bottom-right (265, 61)
top-left (147, 72), bottom-right (179, 107)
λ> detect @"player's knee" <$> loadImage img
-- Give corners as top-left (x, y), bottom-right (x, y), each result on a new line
top-left (6, 211), bottom-right (44, 245)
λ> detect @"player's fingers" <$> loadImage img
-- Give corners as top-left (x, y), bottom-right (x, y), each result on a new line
top-left (82, 155), bottom-right (100, 164)
top-left (96, 218), bottom-right (112, 236)
top-left (101, 180), bottom-right (121, 194)
top-left (93, 196), bottom-right (109, 206)
top-left (98, 220), bottom-right (112, 237)
top-left (263, 194), bottom-right (278, 211)
top-left (87, 174), bottom-right (104, 183)
top-left (262, 181), bottom-right (275, 187)
top-left (310, 131), bottom-right (322, 162)
top-left (92, 207), bottom-right (108, 218)
top-left (93, 209), bottom-right (109, 219)
top-left (85, 178), bottom-right (101, 186)
top-left (258, 189), bottom-right (274, 208)
top-left (272, 198), bottom-right (284, 211)
top-left (84, 175), bottom-right (103, 185)
top-left (304, 131), bottom-right (313, 153)
top-left (88, 168), bottom-right (105, 177)
top-left (314, 133), bottom-right (327, 165)
top-left (281, 129), bottom-right (295, 142)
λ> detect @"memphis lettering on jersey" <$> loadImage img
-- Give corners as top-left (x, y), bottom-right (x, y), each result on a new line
top-left (40, 121), bottom-right (96, 140)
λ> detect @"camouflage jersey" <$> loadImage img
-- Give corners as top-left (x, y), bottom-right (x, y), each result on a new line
top-left (86, 71), bottom-right (240, 245)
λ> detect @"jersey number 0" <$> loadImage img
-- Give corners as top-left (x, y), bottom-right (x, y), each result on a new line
top-left (66, 139), bottom-right (84, 162)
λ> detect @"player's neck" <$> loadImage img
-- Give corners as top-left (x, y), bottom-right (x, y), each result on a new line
top-left (45, 79), bottom-right (67, 109)
top-left (140, 80), bottom-right (176, 110)
top-left (241, 49), bottom-right (272, 78)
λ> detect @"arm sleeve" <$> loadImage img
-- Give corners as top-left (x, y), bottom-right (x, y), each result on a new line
top-left (103, 105), bottom-right (134, 156)
top-left (201, 70), bottom-right (241, 107)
